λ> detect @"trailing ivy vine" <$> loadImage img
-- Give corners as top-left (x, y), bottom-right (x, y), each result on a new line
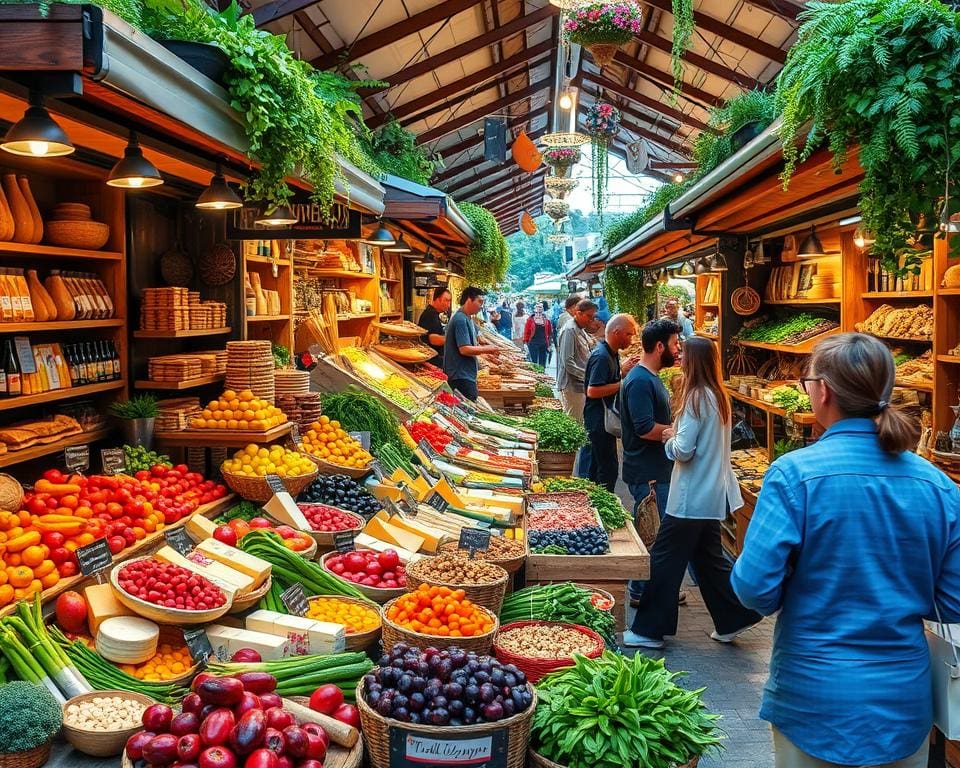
top-left (693, 89), bottom-right (777, 177)
top-left (602, 265), bottom-right (657, 322)
top-left (777, 0), bottom-right (960, 271)
top-left (362, 120), bottom-right (439, 186)
top-left (459, 203), bottom-right (510, 288)
top-left (670, 0), bottom-right (694, 97)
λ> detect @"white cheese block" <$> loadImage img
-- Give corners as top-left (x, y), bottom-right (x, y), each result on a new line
top-left (353, 532), bottom-right (422, 563)
top-left (204, 624), bottom-right (291, 661)
top-left (245, 610), bottom-right (346, 655)
top-left (194, 538), bottom-right (271, 589)
top-left (263, 492), bottom-right (311, 530)
top-left (96, 617), bottom-right (159, 664)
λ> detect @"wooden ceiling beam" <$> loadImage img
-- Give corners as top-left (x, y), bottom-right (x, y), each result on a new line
top-left (458, 165), bottom-right (546, 199)
top-left (434, 107), bottom-right (549, 163)
top-left (611, 51), bottom-right (724, 108)
top-left (417, 78), bottom-right (551, 145)
top-left (578, 88), bottom-right (690, 157)
top-left (582, 71), bottom-right (718, 134)
top-left (743, 0), bottom-right (802, 22)
top-left (643, 0), bottom-right (787, 63)
top-left (635, 30), bottom-right (762, 89)
top-left (433, 128), bottom-right (547, 186)
top-left (460, 167), bottom-right (546, 201)
top-left (252, 0), bottom-right (317, 26)
top-left (360, 5), bottom-right (558, 95)
top-left (312, 0), bottom-right (483, 69)
top-left (367, 39), bottom-right (553, 129)
top-left (485, 186), bottom-right (542, 211)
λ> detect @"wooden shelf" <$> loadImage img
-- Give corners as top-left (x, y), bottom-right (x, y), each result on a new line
top-left (862, 291), bottom-right (933, 299)
top-left (937, 355), bottom-right (960, 364)
top-left (380, 277), bottom-right (401, 284)
top-left (135, 373), bottom-right (226, 391)
top-left (0, 427), bottom-right (111, 469)
top-left (155, 421), bottom-right (292, 448)
top-left (866, 333), bottom-right (932, 344)
top-left (337, 313), bottom-right (376, 321)
top-left (246, 254), bottom-right (291, 266)
top-left (699, 302), bottom-right (718, 307)
top-left (0, 319), bottom-right (124, 333)
top-left (939, 288), bottom-right (960, 296)
top-left (698, 331), bottom-right (719, 340)
top-left (765, 298), bottom-right (841, 305)
top-left (308, 270), bottom-right (375, 280)
top-left (735, 328), bottom-right (840, 354)
top-left (134, 327), bottom-right (231, 339)
top-left (246, 315), bottom-right (290, 322)
top-left (380, 311), bottom-right (402, 318)
top-left (727, 386), bottom-right (818, 425)
top-left (0, 240), bottom-right (122, 261)
top-left (0, 380), bottom-right (123, 412)
top-left (895, 380), bottom-right (934, 392)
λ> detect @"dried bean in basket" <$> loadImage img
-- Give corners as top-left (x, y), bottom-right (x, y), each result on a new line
top-left (497, 625), bottom-right (597, 659)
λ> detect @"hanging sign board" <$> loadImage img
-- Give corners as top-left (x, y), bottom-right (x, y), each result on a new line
top-left (227, 197), bottom-right (360, 240)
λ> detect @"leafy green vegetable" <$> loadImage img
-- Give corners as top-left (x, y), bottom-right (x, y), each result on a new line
top-left (500, 582), bottom-right (617, 646)
top-left (272, 344), bottom-right (291, 369)
top-left (0, 681), bottom-right (63, 752)
top-left (122, 444), bottom-right (171, 472)
top-left (528, 410), bottom-right (588, 453)
top-left (534, 382), bottom-right (555, 398)
top-left (531, 544), bottom-right (568, 554)
top-left (769, 385), bottom-right (811, 415)
top-left (109, 394), bottom-right (159, 419)
top-left (532, 652), bottom-right (722, 768)
top-left (319, 390), bottom-right (411, 460)
top-left (216, 499), bottom-right (263, 524)
top-left (734, 313), bottom-right (838, 345)
top-left (774, 438), bottom-right (803, 458)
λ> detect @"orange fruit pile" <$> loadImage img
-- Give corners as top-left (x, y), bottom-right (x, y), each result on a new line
top-left (308, 597), bottom-right (380, 634)
top-left (191, 389), bottom-right (287, 431)
top-left (301, 416), bottom-right (373, 468)
top-left (386, 584), bottom-right (494, 638)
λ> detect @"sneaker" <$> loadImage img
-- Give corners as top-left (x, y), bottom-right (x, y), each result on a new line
top-left (678, 591), bottom-right (688, 605)
top-left (622, 631), bottom-right (664, 649)
top-left (710, 622), bottom-right (761, 643)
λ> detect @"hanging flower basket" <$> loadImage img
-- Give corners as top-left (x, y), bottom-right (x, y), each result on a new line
top-left (545, 176), bottom-right (578, 200)
top-left (584, 102), bottom-right (621, 221)
top-left (545, 200), bottom-right (571, 222)
top-left (564, 3), bottom-right (643, 67)
top-left (543, 147), bottom-right (581, 179)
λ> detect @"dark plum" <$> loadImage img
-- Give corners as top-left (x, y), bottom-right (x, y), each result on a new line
top-left (502, 699), bottom-right (516, 717)
top-left (376, 698), bottom-right (393, 717)
top-left (393, 694), bottom-right (409, 711)
top-left (463, 706), bottom-right (477, 725)
top-left (483, 702), bottom-right (504, 721)
top-left (367, 690), bottom-right (381, 706)
top-left (503, 672), bottom-right (517, 687)
top-left (408, 693), bottom-right (425, 712)
top-left (423, 684), bottom-right (442, 701)
top-left (479, 684), bottom-right (497, 704)
top-left (408, 712), bottom-right (422, 725)
top-left (464, 685), bottom-right (480, 704)
top-left (448, 700), bottom-right (465, 717)
top-left (393, 707), bottom-right (410, 722)
top-left (474, 671), bottom-right (491, 685)
top-left (443, 683), bottom-right (463, 700)
top-left (490, 669), bottom-right (505, 687)
top-left (397, 675), bottom-right (414, 694)
top-left (430, 708), bottom-right (450, 726)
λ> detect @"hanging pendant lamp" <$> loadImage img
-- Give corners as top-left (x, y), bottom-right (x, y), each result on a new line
top-left (196, 164), bottom-right (243, 210)
top-left (107, 131), bottom-right (163, 189)
top-left (384, 233), bottom-right (412, 253)
top-left (256, 203), bottom-right (298, 226)
top-left (797, 225), bottom-right (826, 257)
top-left (1, 93), bottom-right (74, 157)
top-left (363, 220), bottom-right (396, 246)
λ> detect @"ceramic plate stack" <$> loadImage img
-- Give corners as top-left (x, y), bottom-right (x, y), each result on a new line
top-left (274, 369), bottom-right (310, 396)
top-left (226, 341), bottom-right (275, 404)
top-left (140, 287), bottom-right (189, 331)
top-left (95, 617), bottom-right (160, 665)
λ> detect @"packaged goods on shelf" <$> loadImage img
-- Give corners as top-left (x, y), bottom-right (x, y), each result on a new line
top-left (139, 287), bottom-right (225, 332)
top-left (43, 271), bottom-right (115, 320)
top-left (764, 259), bottom-right (840, 301)
top-left (731, 448), bottom-right (769, 496)
top-left (856, 304), bottom-right (933, 340)
top-left (155, 397), bottom-right (202, 431)
top-left (292, 239), bottom-right (361, 271)
top-left (893, 349), bottom-right (934, 385)
top-left (734, 313), bottom-right (840, 345)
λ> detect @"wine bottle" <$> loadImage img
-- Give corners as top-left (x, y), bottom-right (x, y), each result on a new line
top-left (4, 339), bottom-right (21, 397)
top-left (95, 341), bottom-right (106, 382)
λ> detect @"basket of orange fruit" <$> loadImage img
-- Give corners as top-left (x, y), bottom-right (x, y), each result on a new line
top-left (190, 389), bottom-right (288, 433)
top-left (0, 508), bottom-right (64, 608)
top-left (220, 444), bottom-right (318, 503)
top-left (299, 416), bottom-right (374, 479)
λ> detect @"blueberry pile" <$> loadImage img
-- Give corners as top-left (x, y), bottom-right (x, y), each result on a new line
top-left (362, 644), bottom-right (534, 725)
top-left (528, 526), bottom-right (609, 555)
top-left (298, 474), bottom-right (381, 519)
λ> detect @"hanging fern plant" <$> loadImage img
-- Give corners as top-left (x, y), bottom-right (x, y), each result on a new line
top-left (670, 0), bottom-right (694, 98)
top-left (459, 203), bottom-right (510, 288)
top-left (777, 0), bottom-right (960, 272)
top-left (603, 265), bottom-right (657, 322)
top-left (363, 120), bottom-right (439, 185)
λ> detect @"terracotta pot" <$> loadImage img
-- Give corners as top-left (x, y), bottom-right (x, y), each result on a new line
top-left (0, 182), bottom-right (13, 241)
top-left (2, 174), bottom-right (32, 244)
top-left (17, 176), bottom-right (42, 244)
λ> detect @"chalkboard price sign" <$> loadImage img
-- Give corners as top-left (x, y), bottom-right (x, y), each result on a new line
top-left (265, 475), bottom-right (287, 495)
top-left (370, 461), bottom-right (385, 481)
top-left (165, 527), bottom-right (195, 556)
top-left (100, 448), bottom-right (126, 476)
top-left (280, 583), bottom-right (309, 616)
top-left (458, 527), bottom-right (492, 559)
top-left (184, 628), bottom-right (214, 664)
top-left (77, 538), bottom-right (113, 576)
top-left (426, 492), bottom-right (450, 513)
top-left (333, 530), bottom-right (356, 553)
top-left (65, 445), bottom-right (90, 473)
top-left (418, 439), bottom-right (438, 460)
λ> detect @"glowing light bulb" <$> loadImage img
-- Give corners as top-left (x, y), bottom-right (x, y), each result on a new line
top-left (674, 173), bottom-right (684, 183)
top-left (127, 177), bottom-right (145, 188)
top-left (559, 93), bottom-right (573, 110)
top-left (28, 141), bottom-right (49, 157)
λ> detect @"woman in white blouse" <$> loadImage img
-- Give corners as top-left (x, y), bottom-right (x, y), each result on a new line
top-left (624, 336), bottom-right (762, 649)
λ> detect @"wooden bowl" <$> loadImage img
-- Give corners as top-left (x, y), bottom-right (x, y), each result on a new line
top-left (110, 557), bottom-right (232, 625)
top-left (296, 504), bottom-right (365, 549)
top-left (45, 219), bottom-right (110, 250)
top-left (62, 690), bottom-right (154, 757)
top-left (319, 550), bottom-right (407, 604)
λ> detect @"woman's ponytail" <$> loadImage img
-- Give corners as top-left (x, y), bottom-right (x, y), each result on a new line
top-left (875, 405), bottom-right (919, 454)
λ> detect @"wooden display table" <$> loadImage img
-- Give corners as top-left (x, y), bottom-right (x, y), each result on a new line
top-left (154, 422), bottom-right (293, 448)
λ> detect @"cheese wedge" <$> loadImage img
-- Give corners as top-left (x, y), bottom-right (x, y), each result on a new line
top-left (354, 532), bottom-right (421, 563)
top-left (387, 515), bottom-right (444, 553)
top-left (186, 514), bottom-right (219, 542)
top-left (84, 582), bottom-right (135, 634)
top-left (364, 517), bottom-right (425, 553)
top-left (153, 546), bottom-right (243, 598)
top-left (263, 491), bottom-right (311, 530)
top-left (195, 538), bottom-right (271, 589)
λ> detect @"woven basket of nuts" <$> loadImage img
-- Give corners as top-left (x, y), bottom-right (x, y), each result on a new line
top-left (405, 554), bottom-right (509, 614)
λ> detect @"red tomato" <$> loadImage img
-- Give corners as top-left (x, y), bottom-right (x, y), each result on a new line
top-left (249, 517), bottom-right (273, 529)
top-left (213, 526), bottom-right (238, 547)
top-left (378, 549), bottom-right (400, 570)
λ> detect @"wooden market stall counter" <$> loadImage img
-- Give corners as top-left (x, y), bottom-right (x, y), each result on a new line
top-left (522, 521), bottom-right (649, 631)
top-left (0, 494), bottom-right (234, 618)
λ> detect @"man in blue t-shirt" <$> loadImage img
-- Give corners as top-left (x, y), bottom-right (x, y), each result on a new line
top-left (443, 286), bottom-right (501, 401)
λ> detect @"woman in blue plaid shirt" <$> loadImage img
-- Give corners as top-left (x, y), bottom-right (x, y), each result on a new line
top-left (732, 333), bottom-right (960, 768)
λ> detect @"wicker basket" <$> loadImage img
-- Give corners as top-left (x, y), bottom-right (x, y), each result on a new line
top-left (228, 576), bottom-right (273, 614)
top-left (302, 450), bottom-right (373, 479)
top-left (494, 621), bottom-right (604, 683)
top-left (110, 557), bottom-right (233, 625)
top-left (296, 505), bottom-right (365, 549)
top-left (319, 551), bottom-right (407, 604)
top-left (45, 219), bottom-right (110, 250)
top-left (529, 748), bottom-right (699, 768)
top-left (438, 538), bottom-right (527, 575)
top-left (405, 557), bottom-right (509, 615)
top-left (358, 681), bottom-right (535, 768)
top-left (0, 741), bottom-right (50, 768)
top-left (220, 464), bottom-right (318, 503)
top-left (380, 596), bottom-right (498, 654)
top-left (573, 583), bottom-right (615, 613)
top-left (306, 594), bottom-right (382, 651)
top-left (61, 690), bottom-right (155, 757)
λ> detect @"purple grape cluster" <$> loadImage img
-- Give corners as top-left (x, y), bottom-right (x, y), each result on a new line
top-left (362, 644), bottom-right (533, 726)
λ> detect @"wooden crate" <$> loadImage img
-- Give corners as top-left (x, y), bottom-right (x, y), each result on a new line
top-left (525, 521), bottom-right (649, 582)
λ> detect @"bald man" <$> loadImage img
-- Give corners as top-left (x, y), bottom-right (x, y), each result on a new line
top-left (583, 313), bottom-right (641, 491)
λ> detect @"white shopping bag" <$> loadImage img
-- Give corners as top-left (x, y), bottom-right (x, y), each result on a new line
top-left (926, 619), bottom-right (960, 739)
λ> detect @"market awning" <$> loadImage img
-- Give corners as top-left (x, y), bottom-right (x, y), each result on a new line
top-left (380, 174), bottom-right (474, 255)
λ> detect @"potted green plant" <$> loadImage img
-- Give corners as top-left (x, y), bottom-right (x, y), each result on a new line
top-left (529, 652), bottom-right (722, 768)
top-left (0, 681), bottom-right (63, 768)
top-left (109, 395), bottom-right (160, 450)
top-left (529, 409), bottom-right (588, 477)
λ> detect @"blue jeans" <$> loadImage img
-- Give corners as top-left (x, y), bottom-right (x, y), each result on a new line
top-left (628, 481), bottom-right (670, 599)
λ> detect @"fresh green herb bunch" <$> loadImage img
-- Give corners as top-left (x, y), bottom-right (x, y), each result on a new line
top-left (319, 390), bottom-right (412, 460)
top-left (500, 582), bottom-right (617, 646)
top-left (534, 382), bottom-right (555, 398)
top-left (0, 681), bottom-right (63, 753)
top-left (777, 0), bottom-right (960, 271)
top-left (769, 385), bottom-right (811, 415)
top-left (109, 395), bottom-right (159, 419)
top-left (774, 438), bottom-right (803, 458)
top-left (122, 444), bottom-right (171, 472)
top-left (459, 203), bottom-right (510, 287)
top-left (528, 410), bottom-right (588, 453)
top-left (272, 344), bottom-right (291, 369)
top-left (532, 652), bottom-right (722, 768)
top-left (542, 476), bottom-right (629, 529)
top-left (529, 363), bottom-right (546, 374)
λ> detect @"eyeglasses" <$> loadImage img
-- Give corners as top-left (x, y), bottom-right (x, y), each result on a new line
top-left (799, 376), bottom-right (822, 394)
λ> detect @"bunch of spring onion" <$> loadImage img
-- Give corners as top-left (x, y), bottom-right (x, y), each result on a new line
top-left (0, 595), bottom-right (91, 702)
top-left (499, 583), bottom-right (617, 648)
top-left (49, 626), bottom-right (188, 704)
top-left (205, 651), bottom-right (373, 700)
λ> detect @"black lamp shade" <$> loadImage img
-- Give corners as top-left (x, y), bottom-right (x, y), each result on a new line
top-left (256, 204), bottom-right (298, 226)
top-left (196, 171), bottom-right (243, 210)
top-left (363, 221), bottom-right (396, 246)
top-left (798, 226), bottom-right (826, 257)
top-left (1, 98), bottom-right (74, 157)
top-left (384, 233), bottom-right (411, 253)
top-left (107, 135), bottom-right (163, 188)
